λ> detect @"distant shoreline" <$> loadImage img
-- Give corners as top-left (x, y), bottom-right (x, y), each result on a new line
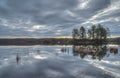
top-left (0, 37), bottom-right (120, 45)
top-left (0, 36), bottom-right (120, 39)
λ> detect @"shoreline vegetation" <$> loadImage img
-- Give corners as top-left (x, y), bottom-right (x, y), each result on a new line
top-left (0, 37), bottom-right (120, 45)
top-left (0, 24), bottom-right (120, 45)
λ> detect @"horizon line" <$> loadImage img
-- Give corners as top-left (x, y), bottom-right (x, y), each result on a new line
top-left (0, 36), bottom-right (120, 39)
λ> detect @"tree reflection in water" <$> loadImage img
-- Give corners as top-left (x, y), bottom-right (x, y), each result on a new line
top-left (16, 53), bottom-right (21, 64)
top-left (110, 48), bottom-right (118, 54)
top-left (61, 46), bottom-right (70, 54)
top-left (72, 45), bottom-right (118, 60)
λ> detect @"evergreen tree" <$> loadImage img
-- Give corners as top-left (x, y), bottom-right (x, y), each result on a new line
top-left (88, 29), bottom-right (92, 39)
top-left (91, 25), bottom-right (96, 39)
top-left (72, 28), bottom-right (79, 39)
top-left (79, 26), bottom-right (86, 39)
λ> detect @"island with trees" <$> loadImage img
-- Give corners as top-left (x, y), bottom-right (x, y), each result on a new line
top-left (72, 24), bottom-right (110, 45)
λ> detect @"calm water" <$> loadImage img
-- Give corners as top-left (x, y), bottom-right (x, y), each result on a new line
top-left (0, 45), bottom-right (120, 78)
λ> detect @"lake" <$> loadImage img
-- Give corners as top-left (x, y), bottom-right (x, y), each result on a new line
top-left (0, 45), bottom-right (120, 78)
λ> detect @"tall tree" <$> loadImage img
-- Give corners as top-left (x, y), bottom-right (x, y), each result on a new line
top-left (91, 25), bottom-right (96, 39)
top-left (96, 24), bottom-right (103, 39)
top-left (88, 29), bottom-right (92, 39)
top-left (79, 26), bottom-right (86, 39)
top-left (72, 28), bottom-right (79, 39)
top-left (106, 27), bottom-right (110, 37)
top-left (98, 24), bottom-right (107, 39)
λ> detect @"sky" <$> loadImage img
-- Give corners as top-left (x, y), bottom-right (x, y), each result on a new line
top-left (0, 0), bottom-right (120, 37)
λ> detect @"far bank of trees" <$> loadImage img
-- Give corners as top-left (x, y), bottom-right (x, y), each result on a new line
top-left (72, 24), bottom-right (110, 40)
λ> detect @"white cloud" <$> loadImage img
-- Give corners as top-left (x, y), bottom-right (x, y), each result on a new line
top-left (77, 0), bottom-right (90, 9)
top-left (81, 0), bottom-right (120, 25)
top-left (65, 10), bottom-right (76, 17)
top-left (32, 25), bottom-right (46, 30)
top-left (27, 25), bottom-right (48, 32)
top-left (114, 18), bottom-right (120, 22)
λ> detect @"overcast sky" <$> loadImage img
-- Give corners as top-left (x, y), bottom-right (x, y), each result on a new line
top-left (0, 0), bottom-right (120, 37)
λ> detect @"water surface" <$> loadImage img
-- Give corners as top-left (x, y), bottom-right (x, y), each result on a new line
top-left (0, 45), bottom-right (120, 78)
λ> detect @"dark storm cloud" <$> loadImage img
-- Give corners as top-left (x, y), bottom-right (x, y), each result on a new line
top-left (3, 0), bottom-right (78, 17)
top-left (0, 0), bottom-right (119, 37)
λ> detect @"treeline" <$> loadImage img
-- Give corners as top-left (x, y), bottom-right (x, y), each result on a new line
top-left (72, 24), bottom-right (110, 40)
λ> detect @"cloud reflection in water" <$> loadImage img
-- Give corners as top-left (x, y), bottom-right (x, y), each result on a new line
top-left (0, 45), bottom-right (119, 78)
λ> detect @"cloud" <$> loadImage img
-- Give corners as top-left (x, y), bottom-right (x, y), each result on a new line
top-left (0, 0), bottom-right (119, 37)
